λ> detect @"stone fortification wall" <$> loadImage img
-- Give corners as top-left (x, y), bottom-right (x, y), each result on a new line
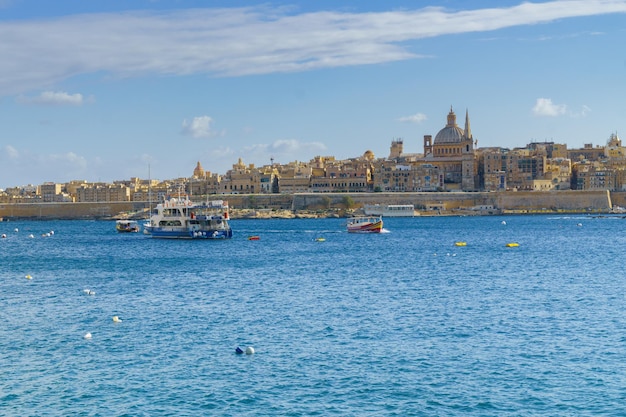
top-left (0, 202), bottom-right (147, 220)
top-left (497, 190), bottom-right (611, 212)
top-left (292, 190), bottom-right (612, 212)
top-left (0, 190), bottom-right (618, 220)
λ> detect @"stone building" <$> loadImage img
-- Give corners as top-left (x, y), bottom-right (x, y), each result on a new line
top-left (423, 107), bottom-right (477, 191)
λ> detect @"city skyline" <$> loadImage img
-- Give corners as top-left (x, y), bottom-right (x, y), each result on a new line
top-left (1, 0), bottom-right (625, 188)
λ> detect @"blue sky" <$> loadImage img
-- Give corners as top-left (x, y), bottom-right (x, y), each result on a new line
top-left (1, 0), bottom-right (625, 188)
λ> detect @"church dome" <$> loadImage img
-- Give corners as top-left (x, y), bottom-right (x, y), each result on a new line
top-left (434, 107), bottom-right (465, 144)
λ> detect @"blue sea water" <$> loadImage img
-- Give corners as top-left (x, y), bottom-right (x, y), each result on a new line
top-left (2, 215), bottom-right (626, 416)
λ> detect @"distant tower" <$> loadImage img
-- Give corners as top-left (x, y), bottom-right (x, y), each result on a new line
top-left (461, 109), bottom-right (476, 190)
top-left (389, 138), bottom-right (403, 159)
top-left (423, 135), bottom-right (433, 156)
top-left (464, 108), bottom-right (472, 141)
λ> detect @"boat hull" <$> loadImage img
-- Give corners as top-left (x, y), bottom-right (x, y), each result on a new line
top-left (146, 227), bottom-right (232, 239)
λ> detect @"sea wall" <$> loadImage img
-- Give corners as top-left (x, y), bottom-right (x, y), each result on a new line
top-left (0, 190), bottom-right (617, 220)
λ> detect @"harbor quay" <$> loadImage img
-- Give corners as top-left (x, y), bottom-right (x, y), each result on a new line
top-left (0, 190), bottom-right (622, 220)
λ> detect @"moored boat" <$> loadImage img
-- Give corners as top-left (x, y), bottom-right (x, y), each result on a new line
top-left (116, 220), bottom-right (140, 233)
top-left (363, 204), bottom-right (416, 217)
top-left (347, 216), bottom-right (383, 233)
top-left (144, 197), bottom-right (233, 239)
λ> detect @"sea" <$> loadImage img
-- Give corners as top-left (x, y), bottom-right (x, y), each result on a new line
top-left (2, 215), bottom-right (626, 416)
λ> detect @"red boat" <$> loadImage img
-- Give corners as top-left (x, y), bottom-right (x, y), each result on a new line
top-left (347, 216), bottom-right (383, 233)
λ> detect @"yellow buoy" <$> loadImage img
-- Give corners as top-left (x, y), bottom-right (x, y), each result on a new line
top-left (25, 274), bottom-right (32, 280)
top-left (505, 242), bottom-right (519, 247)
top-left (454, 241), bottom-right (467, 247)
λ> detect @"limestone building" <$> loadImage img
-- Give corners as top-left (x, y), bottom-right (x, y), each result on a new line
top-left (423, 107), bottom-right (477, 191)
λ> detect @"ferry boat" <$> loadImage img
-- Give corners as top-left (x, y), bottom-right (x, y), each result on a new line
top-left (363, 204), bottom-right (415, 217)
top-left (115, 220), bottom-right (140, 233)
top-left (144, 197), bottom-right (233, 239)
top-left (347, 216), bottom-right (383, 233)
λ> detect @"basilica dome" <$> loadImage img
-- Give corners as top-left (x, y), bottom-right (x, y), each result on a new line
top-left (434, 108), bottom-right (465, 144)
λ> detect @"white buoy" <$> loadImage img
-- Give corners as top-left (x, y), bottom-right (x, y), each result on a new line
top-left (28, 234), bottom-right (34, 238)
top-left (577, 223), bottom-right (582, 227)
top-left (14, 228), bottom-right (18, 232)
top-left (245, 346), bottom-right (255, 355)
top-left (1, 234), bottom-right (6, 239)
top-left (112, 316), bottom-right (122, 323)
top-left (84, 332), bottom-right (92, 339)
top-left (501, 221), bottom-right (506, 225)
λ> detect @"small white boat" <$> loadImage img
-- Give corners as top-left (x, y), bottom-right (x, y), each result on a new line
top-left (115, 220), bottom-right (140, 233)
top-left (144, 197), bottom-right (232, 239)
top-left (347, 216), bottom-right (383, 233)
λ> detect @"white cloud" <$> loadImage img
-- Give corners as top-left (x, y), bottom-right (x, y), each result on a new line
top-left (181, 116), bottom-right (215, 138)
top-left (16, 91), bottom-right (85, 106)
top-left (398, 113), bottom-right (427, 123)
top-left (0, 146), bottom-right (90, 186)
top-left (241, 139), bottom-right (327, 164)
top-left (45, 152), bottom-right (88, 169)
top-left (574, 104), bottom-right (592, 118)
top-left (3, 145), bottom-right (19, 159)
top-left (532, 98), bottom-right (567, 117)
top-left (1, 1), bottom-right (626, 95)
top-left (270, 139), bottom-right (327, 154)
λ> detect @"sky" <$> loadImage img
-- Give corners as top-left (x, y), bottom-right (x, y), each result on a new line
top-left (1, 0), bottom-right (625, 188)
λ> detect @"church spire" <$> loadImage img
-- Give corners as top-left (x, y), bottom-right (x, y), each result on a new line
top-left (464, 108), bottom-right (472, 140)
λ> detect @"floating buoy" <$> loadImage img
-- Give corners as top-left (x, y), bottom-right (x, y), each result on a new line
top-left (505, 242), bottom-right (519, 247)
top-left (245, 346), bottom-right (255, 355)
top-left (454, 241), bottom-right (466, 247)
top-left (84, 332), bottom-right (92, 339)
top-left (577, 223), bottom-right (582, 227)
top-left (501, 221), bottom-right (507, 225)
top-left (28, 234), bottom-right (34, 238)
top-left (248, 236), bottom-right (260, 241)
top-left (235, 347), bottom-right (244, 354)
top-left (1, 234), bottom-right (6, 239)
top-left (25, 274), bottom-right (32, 280)
top-left (315, 237), bottom-right (325, 242)
top-left (112, 316), bottom-right (122, 323)
top-left (14, 228), bottom-right (18, 232)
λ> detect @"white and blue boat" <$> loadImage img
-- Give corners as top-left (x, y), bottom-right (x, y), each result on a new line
top-left (144, 197), bottom-right (232, 239)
